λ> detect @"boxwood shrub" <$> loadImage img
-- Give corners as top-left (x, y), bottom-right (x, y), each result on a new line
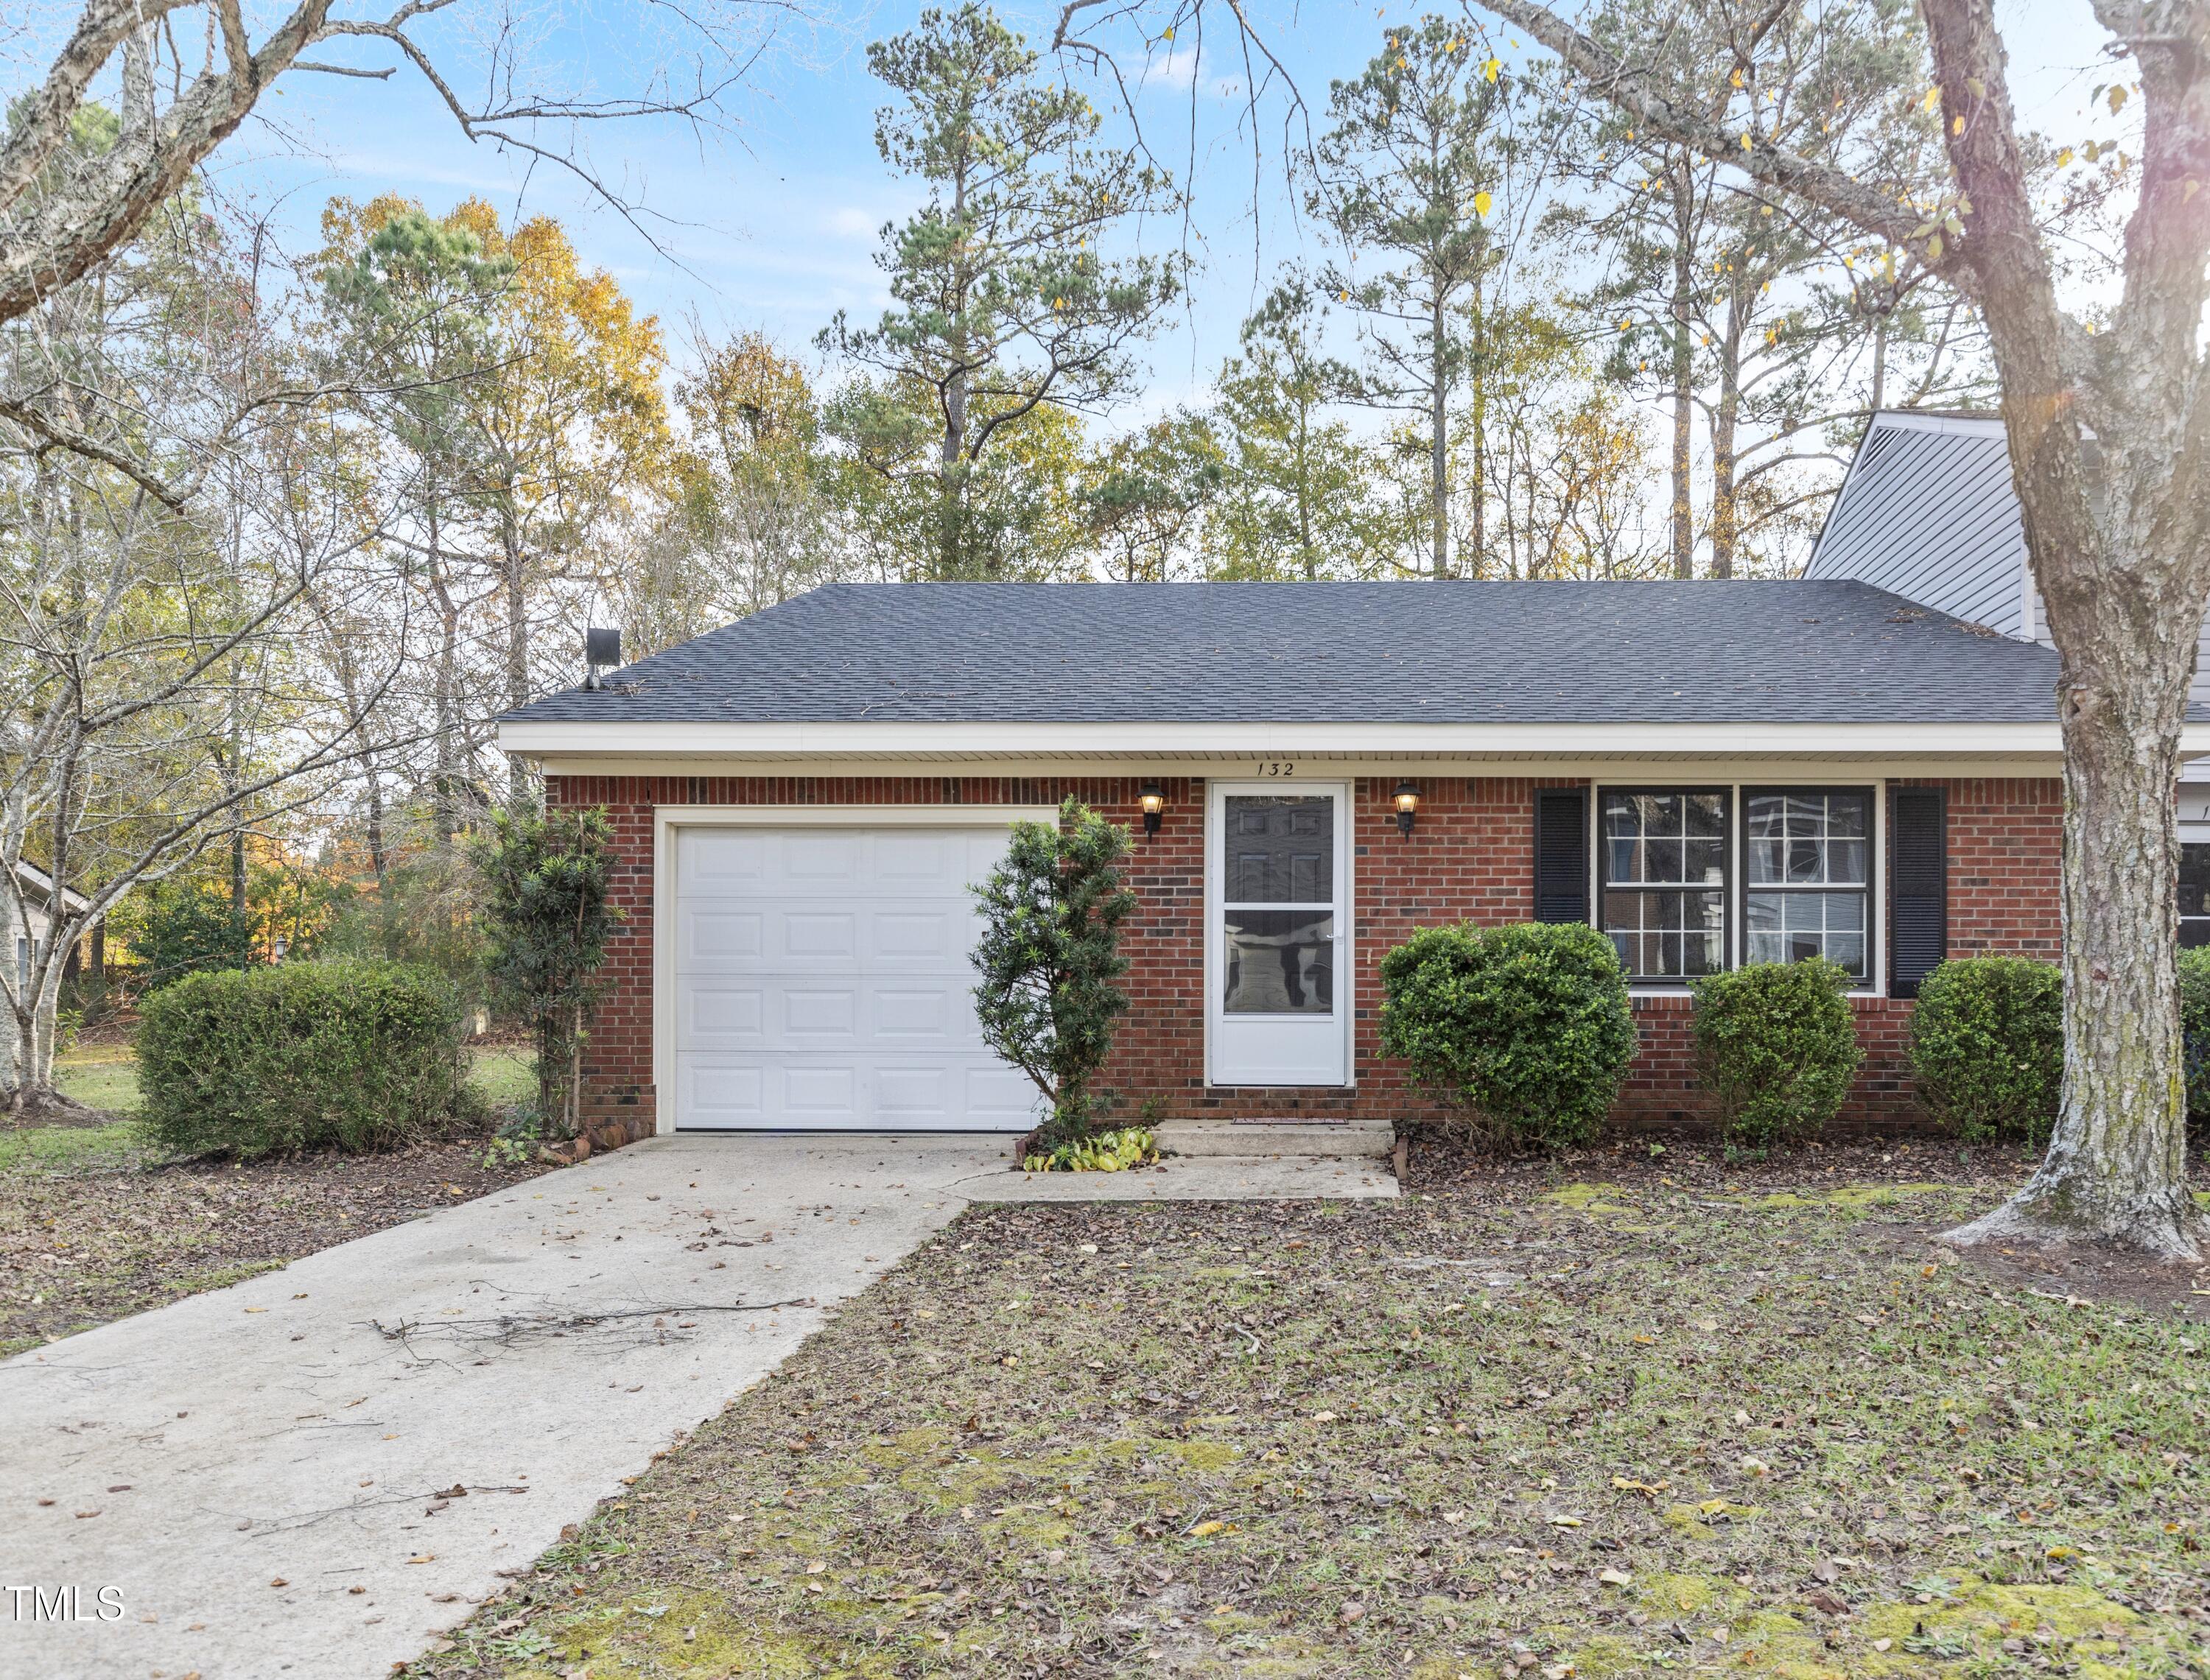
top-left (1690, 958), bottom-right (1860, 1150)
top-left (2181, 946), bottom-right (2210, 1128)
top-left (1378, 921), bottom-right (1635, 1151)
top-left (1908, 955), bottom-right (2063, 1145)
top-left (141, 959), bottom-right (480, 1159)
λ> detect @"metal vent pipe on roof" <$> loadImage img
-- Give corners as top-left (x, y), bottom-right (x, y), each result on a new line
top-left (583, 627), bottom-right (622, 690)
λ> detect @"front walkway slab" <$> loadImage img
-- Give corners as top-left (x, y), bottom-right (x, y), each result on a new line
top-left (0, 1133), bottom-right (1006, 1680)
top-left (951, 1156), bottom-right (1399, 1201)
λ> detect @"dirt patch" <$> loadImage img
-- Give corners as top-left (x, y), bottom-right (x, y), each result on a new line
top-left (0, 1126), bottom-right (552, 1355)
top-left (401, 1165), bottom-right (2210, 1680)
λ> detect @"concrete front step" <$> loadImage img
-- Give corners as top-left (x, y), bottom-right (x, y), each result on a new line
top-left (1154, 1117), bottom-right (1397, 1160)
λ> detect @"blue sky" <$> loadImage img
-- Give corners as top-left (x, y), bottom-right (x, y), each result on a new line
top-left (189, 0), bottom-right (2105, 420)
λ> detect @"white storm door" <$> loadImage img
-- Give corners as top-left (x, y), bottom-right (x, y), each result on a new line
top-left (1207, 782), bottom-right (1351, 1086)
top-left (671, 823), bottom-right (1042, 1132)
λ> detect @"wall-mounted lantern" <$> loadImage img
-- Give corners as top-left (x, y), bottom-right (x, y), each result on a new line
top-left (1139, 781), bottom-right (1166, 838)
top-left (1393, 781), bottom-right (1421, 838)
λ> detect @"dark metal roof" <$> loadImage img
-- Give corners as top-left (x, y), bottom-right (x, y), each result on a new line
top-left (505, 580), bottom-right (2070, 727)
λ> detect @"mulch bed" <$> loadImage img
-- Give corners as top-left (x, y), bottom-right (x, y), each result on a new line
top-left (0, 1128), bottom-right (553, 1356)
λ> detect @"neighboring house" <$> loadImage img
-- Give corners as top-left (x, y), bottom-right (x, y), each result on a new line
top-left (1806, 407), bottom-right (2210, 943)
top-left (498, 580), bottom-right (2204, 1150)
top-left (8, 861), bottom-right (91, 994)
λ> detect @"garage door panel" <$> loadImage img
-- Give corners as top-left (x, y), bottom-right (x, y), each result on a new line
top-left (783, 988), bottom-right (858, 1036)
top-left (681, 829), bottom-right (773, 889)
top-left (672, 822), bottom-right (1030, 1131)
top-left (967, 1064), bottom-right (1044, 1125)
top-left (679, 828), bottom-right (1008, 900)
top-left (679, 977), bottom-right (978, 1052)
top-left (870, 829), bottom-right (963, 883)
top-left (681, 1058), bottom-right (766, 1125)
top-left (874, 909), bottom-right (962, 960)
top-left (678, 900), bottom-right (981, 973)
top-left (781, 1063), bottom-right (859, 1119)
top-left (684, 910), bottom-right (763, 963)
top-left (782, 910), bottom-right (858, 958)
top-left (684, 982), bottom-right (765, 1044)
top-left (679, 1053), bottom-right (1036, 1132)
top-left (876, 1064), bottom-right (949, 1118)
top-left (784, 831), bottom-right (863, 883)
top-left (874, 986), bottom-right (956, 1041)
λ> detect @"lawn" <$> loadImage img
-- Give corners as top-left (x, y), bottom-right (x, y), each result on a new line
top-left (404, 1148), bottom-right (2210, 1680)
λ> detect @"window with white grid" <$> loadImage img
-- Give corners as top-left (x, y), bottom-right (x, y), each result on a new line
top-left (1743, 789), bottom-right (1872, 980)
top-left (1599, 790), bottom-right (1728, 980)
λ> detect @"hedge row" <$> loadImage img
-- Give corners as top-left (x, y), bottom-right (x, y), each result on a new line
top-left (1378, 926), bottom-right (2210, 1153)
top-left (141, 959), bottom-right (482, 1159)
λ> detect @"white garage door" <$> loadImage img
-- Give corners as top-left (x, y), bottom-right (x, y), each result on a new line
top-left (671, 824), bottom-right (1042, 1131)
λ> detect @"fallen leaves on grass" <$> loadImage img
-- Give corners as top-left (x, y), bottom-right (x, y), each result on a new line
top-left (399, 1150), bottom-right (2210, 1680)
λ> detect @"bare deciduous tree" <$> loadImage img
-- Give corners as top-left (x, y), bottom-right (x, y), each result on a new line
top-left (1, 0), bottom-right (788, 340)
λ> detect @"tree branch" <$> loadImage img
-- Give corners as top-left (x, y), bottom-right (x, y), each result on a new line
top-left (1476, 0), bottom-right (1968, 284)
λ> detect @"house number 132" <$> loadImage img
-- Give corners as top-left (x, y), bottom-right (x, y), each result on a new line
top-left (1256, 761), bottom-right (1295, 777)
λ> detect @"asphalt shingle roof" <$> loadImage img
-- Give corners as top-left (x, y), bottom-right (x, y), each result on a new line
top-left (505, 580), bottom-right (2069, 727)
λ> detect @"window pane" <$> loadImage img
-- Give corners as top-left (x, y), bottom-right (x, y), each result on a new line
top-left (1223, 910), bottom-right (1334, 1013)
top-left (1602, 889), bottom-right (1724, 977)
top-left (1225, 795), bottom-right (1334, 903)
top-left (1744, 791), bottom-right (1870, 886)
top-left (1602, 792), bottom-right (1726, 885)
top-left (2181, 843), bottom-right (2210, 919)
top-left (1746, 890), bottom-right (1867, 975)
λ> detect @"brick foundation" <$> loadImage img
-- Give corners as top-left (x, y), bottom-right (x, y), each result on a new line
top-left (545, 772), bottom-right (2066, 1152)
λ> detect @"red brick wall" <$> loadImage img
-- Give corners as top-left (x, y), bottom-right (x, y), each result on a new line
top-left (545, 772), bottom-right (2066, 1150)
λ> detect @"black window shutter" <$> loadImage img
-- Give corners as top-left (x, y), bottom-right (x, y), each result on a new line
top-left (1533, 787), bottom-right (1590, 924)
top-left (1890, 787), bottom-right (1947, 998)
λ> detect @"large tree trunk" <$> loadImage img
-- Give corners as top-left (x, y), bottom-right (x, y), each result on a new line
top-left (1948, 485), bottom-right (2207, 1257)
top-left (502, 496), bottom-right (530, 807)
top-left (940, 362), bottom-right (969, 581)
top-left (1467, 275), bottom-right (1487, 577)
top-left (1951, 664), bottom-right (2197, 1254)
top-left (1430, 292), bottom-right (1450, 580)
top-left (1919, 0), bottom-right (2210, 1262)
top-left (1708, 290), bottom-right (1743, 580)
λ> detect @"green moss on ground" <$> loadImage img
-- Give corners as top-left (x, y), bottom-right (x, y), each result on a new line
top-left (406, 1173), bottom-right (2210, 1679)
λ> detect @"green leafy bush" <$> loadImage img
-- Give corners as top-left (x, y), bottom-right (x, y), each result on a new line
top-left (474, 806), bottom-right (621, 1137)
top-left (1908, 956), bottom-right (2063, 1145)
top-left (1378, 921), bottom-right (1635, 1151)
top-left (1022, 1127), bottom-right (1157, 1173)
top-left (1691, 959), bottom-right (1861, 1150)
top-left (120, 879), bottom-right (255, 991)
top-left (140, 960), bottom-right (480, 1159)
top-left (2181, 946), bottom-right (2210, 1128)
top-left (970, 798), bottom-right (1137, 1149)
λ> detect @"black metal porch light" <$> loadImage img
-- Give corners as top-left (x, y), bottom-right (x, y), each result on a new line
top-left (1393, 781), bottom-right (1421, 838)
top-left (1139, 781), bottom-right (1165, 838)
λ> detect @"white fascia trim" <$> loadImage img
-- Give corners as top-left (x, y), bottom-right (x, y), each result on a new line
top-left (1865, 410), bottom-right (2005, 439)
top-left (502, 719), bottom-right (2120, 759)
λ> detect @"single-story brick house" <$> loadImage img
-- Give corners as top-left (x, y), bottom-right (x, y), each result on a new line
top-left (498, 579), bottom-right (2209, 1153)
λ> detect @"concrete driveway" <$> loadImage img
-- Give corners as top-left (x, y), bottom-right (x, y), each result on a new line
top-left (0, 1134), bottom-right (1008, 1680)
